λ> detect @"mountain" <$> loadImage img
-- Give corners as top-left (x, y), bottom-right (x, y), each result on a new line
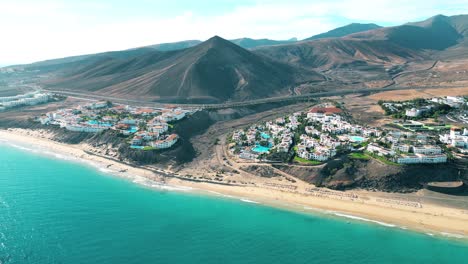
top-left (255, 37), bottom-right (424, 70)
top-left (304, 23), bottom-right (382, 41)
top-left (229, 38), bottom-right (297, 49)
top-left (25, 48), bottom-right (157, 73)
top-left (259, 15), bottom-right (468, 70)
top-left (145, 38), bottom-right (297, 50)
top-left (350, 15), bottom-right (468, 50)
top-left (144, 40), bottom-right (202, 51)
top-left (14, 14), bottom-right (468, 103)
top-left (143, 38), bottom-right (298, 52)
top-left (44, 36), bottom-right (324, 103)
top-left (254, 14), bottom-right (468, 93)
top-left (20, 38), bottom-right (297, 71)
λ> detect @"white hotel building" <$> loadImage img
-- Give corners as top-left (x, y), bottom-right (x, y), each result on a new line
top-left (0, 92), bottom-right (50, 110)
top-left (65, 124), bottom-right (109, 133)
top-left (396, 154), bottom-right (447, 164)
top-left (150, 134), bottom-right (178, 149)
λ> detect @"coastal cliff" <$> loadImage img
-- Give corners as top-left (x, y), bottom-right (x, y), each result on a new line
top-left (275, 156), bottom-right (466, 193)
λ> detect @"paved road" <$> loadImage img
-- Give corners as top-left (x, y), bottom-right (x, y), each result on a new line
top-left (45, 84), bottom-right (466, 110)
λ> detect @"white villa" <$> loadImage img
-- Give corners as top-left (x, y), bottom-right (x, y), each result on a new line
top-left (150, 134), bottom-right (178, 149)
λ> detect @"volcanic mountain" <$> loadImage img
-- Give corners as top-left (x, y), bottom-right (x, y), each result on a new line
top-left (45, 36), bottom-right (324, 103)
top-left (14, 14), bottom-right (468, 103)
top-left (229, 38), bottom-right (297, 49)
top-left (258, 15), bottom-right (468, 67)
top-left (304, 23), bottom-right (382, 41)
top-left (253, 14), bottom-right (468, 91)
top-left (350, 14), bottom-right (467, 50)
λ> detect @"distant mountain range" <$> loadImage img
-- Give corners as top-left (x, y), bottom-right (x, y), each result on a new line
top-left (304, 23), bottom-right (381, 41)
top-left (13, 14), bottom-right (468, 103)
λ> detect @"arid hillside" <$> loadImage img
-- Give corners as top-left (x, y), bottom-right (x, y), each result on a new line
top-left (4, 14), bottom-right (468, 103)
top-left (44, 36), bottom-right (324, 103)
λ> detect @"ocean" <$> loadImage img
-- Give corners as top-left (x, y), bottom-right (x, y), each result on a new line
top-left (0, 143), bottom-right (467, 263)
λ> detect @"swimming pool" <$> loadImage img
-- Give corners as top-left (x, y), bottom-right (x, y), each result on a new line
top-left (128, 126), bottom-right (138, 133)
top-left (349, 136), bottom-right (366, 142)
top-left (130, 145), bottom-right (145, 149)
top-left (260, 132), bottom-right (270, 139)
top-left (252, 145), bottom-right (270, 153)
top-left (87, 120), bottom-right (112, 127)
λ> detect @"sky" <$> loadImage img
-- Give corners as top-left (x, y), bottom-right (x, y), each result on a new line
top-left (1, 0), bottom-right (467, 65)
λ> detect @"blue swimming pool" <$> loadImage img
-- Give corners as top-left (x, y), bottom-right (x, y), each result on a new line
top-left (130, 145), bottom-right (145, 149)
top-left (349, 136), bottom-right (366, 142)
top-left (128, 126), bottom-right (138, 133)
top-left (260, 132), bottom-right (270, 139)
top-left (87, 120), bottom-right (112, 127)
top-left (252, 145), bottom-right (270, 153)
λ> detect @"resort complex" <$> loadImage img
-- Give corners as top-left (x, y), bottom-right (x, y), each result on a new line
top-left (0, 91), bottom-right (51, 111)
top-left (229, 104), bottom-right (465, 165)
top-left (379, 96), bottom-right (467, 121)
top-left (38, 101), bottom-right (196, 150)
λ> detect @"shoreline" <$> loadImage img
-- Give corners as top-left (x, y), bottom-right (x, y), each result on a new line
top-left (1, 129), bottom-right (468, 241)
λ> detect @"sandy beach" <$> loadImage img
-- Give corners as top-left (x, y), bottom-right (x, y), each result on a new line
top-left (1, 128), bottom-right (468, 239)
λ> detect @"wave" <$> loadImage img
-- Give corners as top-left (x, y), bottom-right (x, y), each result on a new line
top-left (240, 199), bottom-right (260, 204)
top-left (52, 153), bottom-right (76, 161)
top-left (98, 168), bottom-right (114, 174)
top-left (155, 184), bottom-right (193, 192)
top-left (440, 232), bottom-right (465, 239)
top-left (2, 141), bottom-right (80, 163)
top-left (330, 212), bottom-right (396, 228)
top-left (206, 190), bottom-right (237, 199)
top-left (132, 178), bottom-right (193, 192)
top-left (2, 142), bottom-right (36, 152)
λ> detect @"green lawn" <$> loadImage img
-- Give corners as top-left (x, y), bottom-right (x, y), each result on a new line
top-left (422, 124), bottom-right (452, 131)
top-left (348, 152), bottom-right (370, 160)
top-left (364, 151), bottom-right (401, 166)
top-left (293, 156), bottom-right (322, 165)
top-left (142, 146), bottom-right (156, 151)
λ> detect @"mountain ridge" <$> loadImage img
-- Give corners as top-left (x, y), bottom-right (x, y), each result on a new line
top-left (9, 14), bottom-right (468, 103)
top-left (44, 36), bottom-right (324, 103)
top-left (304, 23), bottom-right (382, 41)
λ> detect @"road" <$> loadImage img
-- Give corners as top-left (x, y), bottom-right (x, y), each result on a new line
top-left (45, 83), bottom-right (466, 110)
top-left (446, 114), bottom-right (468, 124)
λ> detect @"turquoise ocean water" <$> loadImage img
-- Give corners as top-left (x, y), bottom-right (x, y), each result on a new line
top-left (0, 143), bottom-right (467, 263)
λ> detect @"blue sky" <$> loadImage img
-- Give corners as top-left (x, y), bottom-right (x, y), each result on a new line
top-left (1, 0), bottom-right (467, 65)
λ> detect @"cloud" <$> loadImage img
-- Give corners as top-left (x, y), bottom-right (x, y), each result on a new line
top-left (0, 0), bottom-right (466, 65)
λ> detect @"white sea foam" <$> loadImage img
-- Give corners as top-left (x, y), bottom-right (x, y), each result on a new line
top-left (303, 206), bottom-right (320, 211)
top-left (53, 153), bottom-right (74, 161)
top-left (240, 199), bottom-right (260, 204)
top-left (4, 142), bottom-right (35, 152)
top-left (440, 232), bottom-right (465, 239)
top-left (207, 190), bottom-right (224, 196)
top-left (98, 168), bottom-right (114, 174)
top-left (131, 177), bottom-right (193, 192)
top-left (426, 233), bottom-right (435, 236)
top-left (330, 212), bottom-right (396, 227)
top-left (156, 184), bottom-right (193, 192)
top-left (3, 141), bottom-right (81, 164)
top-left (205, 190), bottom-right (239, 199)
top-left (0, 198), bottom-right (9, 208)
